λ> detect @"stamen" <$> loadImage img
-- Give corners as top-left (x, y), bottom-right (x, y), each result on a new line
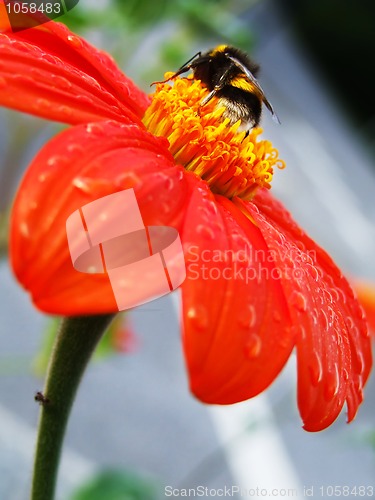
top-left (143, 75), bottom-right (285, 200)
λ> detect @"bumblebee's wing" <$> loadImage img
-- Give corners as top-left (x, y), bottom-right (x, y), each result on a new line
top-left (227, 55), bottom-right (281, 124)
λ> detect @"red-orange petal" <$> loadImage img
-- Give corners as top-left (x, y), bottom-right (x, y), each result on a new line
top-left (0, 6), bottom-right (149, 125)
top-left (181, 180), bottom-right (295, 403)
top-left (239, 189), bottom-right (372, 431)
top-left (10, 120), bottom-right (190, 315)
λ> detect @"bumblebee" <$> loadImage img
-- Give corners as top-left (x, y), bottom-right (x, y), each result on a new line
top-left (154, 45), bottom-right (280, 132)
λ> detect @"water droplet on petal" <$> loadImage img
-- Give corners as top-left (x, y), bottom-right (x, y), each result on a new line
top-left (324, 364), bottom-right (340, 401)
top-left (291, 324), bottom-right (306, 341)
top-left (353, 375), bottom-right (363, 396)
top-left (165, 177), bottom-right (174, 191)
top-left (354, 351), bottom-right (365, 375)
top-left (67, 35), bottom-right (83, 49)
top-left (161, 202), bottom-right (171, 215)
top-left (244, 333), bottom-right (262, 359)
top-left (187, 305), bottom-right (209, 332)
top-left (35, 98), bottom-right (52, 111)
top-left (116, 171), bottom-right (142, 187)
top-left (40, 53), bottom-right (57, 64)
top-left (20, 222), bottom-right (30, 238)
top-left (66, 143), bottom-right (84, 155)
top-left (238, 304), bottom-right (257, 329)
top-left (306, 264), bottom-right (320, 282)
top-left (320, 309), bottom-right (329, 329)
top-left (85, 123), bottom-right (104, 135)
top-left (308, 350), bottom-right (323, 386)
top-left (72, 177), bottom-right (91, 194)
top-left (196, 225), bottom-right (215, 241)
top-left (57, 105), bottom-right (73, 118)
top-left (346, 316), bottom-right (355, 329)
top-left (205, 201), bottom-right (218, 217)
top-left (290, 290), bottom-right (307, 312)
top-left (38, 172), bottom-right (48, 183)
top-left (47, 155), bottom-right (66, 167)
top-left (50, 75), bottom-right (72, 90)
top-left (360, 325), bottom-right (370, 339)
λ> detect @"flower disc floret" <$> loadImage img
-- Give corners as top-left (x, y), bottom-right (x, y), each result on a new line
top-left (143, 74), bottom-right (285, 200)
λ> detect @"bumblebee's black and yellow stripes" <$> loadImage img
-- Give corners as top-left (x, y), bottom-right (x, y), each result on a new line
top-left (154, 45), bottom-right (280, 131)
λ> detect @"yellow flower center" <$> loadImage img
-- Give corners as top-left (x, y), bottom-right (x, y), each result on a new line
top-left (142, 74), bottom-right (285, 200)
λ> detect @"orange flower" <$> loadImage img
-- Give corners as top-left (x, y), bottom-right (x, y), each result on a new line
top-left (0, 7), bottom-right (371, 431)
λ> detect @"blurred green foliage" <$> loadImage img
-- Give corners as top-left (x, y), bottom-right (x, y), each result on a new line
top-left (69, 469), bottom-right (158, 500)
top-left (62, 0), bottom-right (257, 86)
top-left (33, 315), bottom-right (133, 377)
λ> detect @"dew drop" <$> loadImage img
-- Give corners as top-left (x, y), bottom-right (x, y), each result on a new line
top-left (244, 333), bottom-right (262, 359)
top-left (290, 290), bottom-right (307, 312)
top-left (291, 324), bottom-right (306, 341)
top-left (66, 143), bottom-right (84, 155)
top-left (327, 306), bottom-right (336, 325)
top-left (50, 75), bottom-right (72, 90)
top-left (306, 264), bottom-right (320, 282)
top-left (238, 304), bottom-right (257, 329)
top-left (20, 222), bottom-right (30, 238)
top-left (354, 350), bottom-right (365, 375)
top-left (85, 123), bottom-right (104, 135)
top-left (360, 325), bottom-right (370, 339)
top-left (165, 177), bottom-right (174, 191)
top-left (72, 177), bottom-right (91, 194)
top-left (205, 201), bottom-right (218, 217)
top-left (41, 53), bottom-right (57, 64)
top-left (161, 202), bottom-right (171, 215)
top-left (116, 171), bottom-right (142, 187)
top-left (329, 287), bottom-right (340, 302)
top-left (311, 308), bottom-right (319, 325)
top-left (346, 316), bottom-right (355, 330)
top-left (324, 364), bottom-right (340, 401)
top-left (343, 368), bottom-right (349, 381)
top-left (47, 155), bottom-right (65, 167)
top-left (67, 35), bottom-right (83, 49)
top-left (353, 375), bottom-right (363, 395)
top-left (320, 309), bottom-right (329, 330)
top-left (187, 305), bottom-right (209, 332)
top-left (57, 105), bottom-right (73, 118)
top-left (196, 224), bottom-right (215, 241)
top-left (38, 173), bottom-right (47, 183)
top-left (308, 350), bottom-right (323, 386)
top-left (35, 98), bottom-right (52, 111)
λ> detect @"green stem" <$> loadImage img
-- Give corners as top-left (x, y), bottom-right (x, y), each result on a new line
top-left (31, 314), bottom-right (114, 500)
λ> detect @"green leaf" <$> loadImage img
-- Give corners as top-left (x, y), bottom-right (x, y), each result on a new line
top-left (70, 470), bottom-right (159, 500)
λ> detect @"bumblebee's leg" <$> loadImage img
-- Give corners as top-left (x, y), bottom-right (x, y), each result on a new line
top-left (199, 64), bottom-right (233, 107)
top-left (200, 88), bottom-right (219, 107)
